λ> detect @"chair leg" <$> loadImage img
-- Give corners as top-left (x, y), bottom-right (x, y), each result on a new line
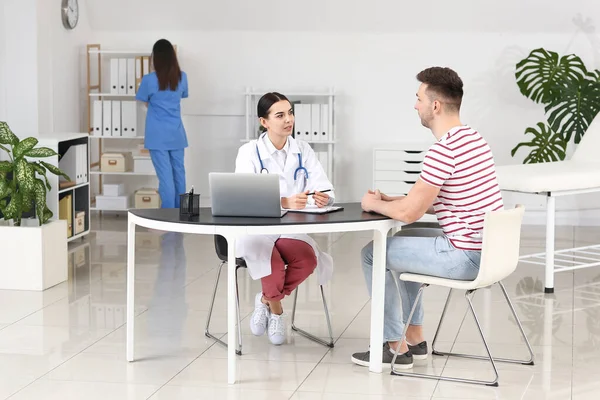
top-left (392, 288), bottom-right (500, 387)
top-left (290, 285), bottom-right (335, 348)
top-left (433, 283), bottom-right (535, 366)
top-left (204, 261), bottom-right (243, 355)
top-left (431, 288), bottom-right (454, 357)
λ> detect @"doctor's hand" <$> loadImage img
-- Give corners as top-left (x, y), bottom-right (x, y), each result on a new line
top-left (362, 189), bottom-right (382, 212)
top-left (282, 191), bottom-right (309, 210)
top-left (313, 191), bottom-right (330, 208)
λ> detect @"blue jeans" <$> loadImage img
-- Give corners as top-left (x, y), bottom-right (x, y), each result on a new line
top-left (149, 149), bottom-right (186, 208)
top-left (361, 234), bottom-right (481, 342)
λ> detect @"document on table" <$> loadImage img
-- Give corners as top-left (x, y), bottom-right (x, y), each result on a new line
top-left (286, 205), bottom-right (344, 214)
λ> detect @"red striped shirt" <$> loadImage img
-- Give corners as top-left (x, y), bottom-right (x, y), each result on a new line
top-left (419, 126), bottom-right (503, 251)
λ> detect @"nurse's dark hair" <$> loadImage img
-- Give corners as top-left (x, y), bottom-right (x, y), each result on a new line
top-left (151, 39), bottom-right (181, 91)
top-left (257, 92), bottom-right (291, 118)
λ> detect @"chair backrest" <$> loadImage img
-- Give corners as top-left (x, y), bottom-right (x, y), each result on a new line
top-left (214, 235), bottom-right (228, 262)
top-left (472, 205), bottom-right (525, 287)
top-left (572, 113), bottom-right (600, 162)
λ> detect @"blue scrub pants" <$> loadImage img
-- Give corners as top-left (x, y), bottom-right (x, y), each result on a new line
top-left (149, 149), bottom-right (186, 208)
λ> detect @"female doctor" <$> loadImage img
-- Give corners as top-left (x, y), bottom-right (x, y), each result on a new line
top-left (235, 92), bottom-right (335, 345)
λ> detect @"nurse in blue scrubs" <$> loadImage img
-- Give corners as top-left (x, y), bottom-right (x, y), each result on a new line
top-left (136, 39), bottom-right (189, 208)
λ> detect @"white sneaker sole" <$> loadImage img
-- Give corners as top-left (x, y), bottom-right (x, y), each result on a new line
top-left (350, 356), bottom-right (413, 369)
top-left (412, 353), bottom-right (428, 361)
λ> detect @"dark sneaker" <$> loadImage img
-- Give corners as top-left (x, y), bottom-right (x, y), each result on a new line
top-left (408, 341), bottom-right (428, 360)
top-left (351, 342), bottom-right (413, 369)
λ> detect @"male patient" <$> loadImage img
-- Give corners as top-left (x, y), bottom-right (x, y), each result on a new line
top-left (351, 67), bottom-right (504, 369)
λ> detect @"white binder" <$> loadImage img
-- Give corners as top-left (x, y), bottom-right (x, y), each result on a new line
top-left (81, 144), bottom-right (88, 183)
top-left (110, 59), bottom-right (119, 94)
top-left (112, 101), bottom-right (121, 137)
top-left (320, 104), bottom-right (329, 142)
top-left (296, 104), bottom-right (311, 141)
top-left (311, 104), bottom-right (320, 142)
top-left (92, 100), bottom-right (102, 135)
top-left (102, 100), bottom-right (112, 136)
top-left (121, 101), bottom-right (137, 137)
top-left (118, 58), bottom-right (127, 95)
top-left (142, 56), bottom-right (150, 76)
top-left (59, 145), bottom-right (77, 183)
top-left (135, 57), bottom-right (143, 91)
top-left (294, 104), bottom-right (304, 137)
top-left (126, 58), bottom-right (136, 94)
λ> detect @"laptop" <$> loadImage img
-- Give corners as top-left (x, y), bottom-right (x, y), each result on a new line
top-left (209, 172), bottom-right (288, 217)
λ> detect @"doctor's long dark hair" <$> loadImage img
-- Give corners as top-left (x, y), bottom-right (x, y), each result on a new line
top-left (152, 39), bottom-right (181, 91)
top-left (257, 92), bottom-right (291, 118)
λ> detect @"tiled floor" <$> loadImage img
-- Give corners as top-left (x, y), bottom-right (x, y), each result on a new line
top-left (1, 216), bottom-right (599, 399)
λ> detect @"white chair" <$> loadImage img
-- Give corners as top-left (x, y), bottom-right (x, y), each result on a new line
top-left (391, 205), bottom-right (534, 386)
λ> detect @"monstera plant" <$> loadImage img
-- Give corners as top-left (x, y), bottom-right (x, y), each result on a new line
top-left (0, 122), bottom-right (70, 226)
top-left (512, 48), bottom-right (600, 163)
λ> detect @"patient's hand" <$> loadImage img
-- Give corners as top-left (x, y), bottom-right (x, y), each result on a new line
top-left (362, 190), bottom-right (382, 212)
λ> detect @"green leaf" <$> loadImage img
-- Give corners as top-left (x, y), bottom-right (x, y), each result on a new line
top-left (0, 122), bottom-right (18, 146)
top-left (3, 191), bottom-right (22, 220)
top-left (0, 179), bottom-right (11, 201)
top-left (13, 137), bottom-right (38, 160)
top-left (39, 161), bottom-right (70, 181)
top-left (15, 159), bottom-right (35, 193)
top-left (544, 77), bottom-right (600, 144)
top-left (25, 147), bottom-right (57, 158)
top-left (30, 163), bottom-right (51, 190)
top-left (22, 191), bottom-right (33, 213)
top-left (0, 144), bottom-right (10, 154)
top-left (33, 179), bottom-right (46, 226)
top-left (516, 49), bottom-right (587, 104)
top-left (0, 161), bottom-right (12, 173)
top-left (42, 205), bottom-right (53, 224)
top-left (511, 122), bottom-right (568, 163)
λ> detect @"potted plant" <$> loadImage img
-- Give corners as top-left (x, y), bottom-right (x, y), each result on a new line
top-left (0, 121), bottom-right (71, 290)
top-left (512, 48), bottom-right (600, 163)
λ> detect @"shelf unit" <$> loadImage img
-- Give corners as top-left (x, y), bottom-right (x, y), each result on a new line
top-left (244, 87), bottom-right (336, 183)
top-left (36, 133), bottom-right (90, 243)
top-left (86, 44), bottom-right (157, 212)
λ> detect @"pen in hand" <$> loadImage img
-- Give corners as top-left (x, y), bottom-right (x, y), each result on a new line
top-left (307, 189), bottom-right (332, 196)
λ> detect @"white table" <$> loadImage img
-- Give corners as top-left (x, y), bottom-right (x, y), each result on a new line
top-left (126, 203), bottom-right (430, 384)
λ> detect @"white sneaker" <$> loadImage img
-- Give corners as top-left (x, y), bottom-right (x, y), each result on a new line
top-left (268, 313), bottom-right (286, 345)
top-left (250, 292), bottom-right (270, 336)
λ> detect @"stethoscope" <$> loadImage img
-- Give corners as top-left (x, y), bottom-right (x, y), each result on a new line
top-left (256, 135), bottom-right (309, 181)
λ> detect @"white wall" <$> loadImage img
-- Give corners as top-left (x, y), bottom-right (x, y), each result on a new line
top-left (2, 0), bottom-right (39, 137)
top-left (0, 0), bottom-right (92, 138)
top-left (0, 1), bottom-right (5, 122)
top-left (37, 0), bottom-right (93, 135)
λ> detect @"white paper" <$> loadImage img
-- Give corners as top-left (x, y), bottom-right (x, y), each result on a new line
top-left (286, 205), bottom-right (343, 214)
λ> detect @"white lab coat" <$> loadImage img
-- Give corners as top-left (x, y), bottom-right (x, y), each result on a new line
top-left (234, 134), bottom-right (335, 285)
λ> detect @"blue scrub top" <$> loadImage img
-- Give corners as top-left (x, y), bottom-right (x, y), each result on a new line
top-left (136, 71), bottom-right (189, 150)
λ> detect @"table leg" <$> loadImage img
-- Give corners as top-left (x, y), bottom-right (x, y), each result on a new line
top-left (369, 227), bottom-right (388, 373)
top-left (226, 235), bottom-right (238, 384)
top-left (545, 196), bottom-right (555, 294)
top-left (126, 219), bottom-right (136, 361)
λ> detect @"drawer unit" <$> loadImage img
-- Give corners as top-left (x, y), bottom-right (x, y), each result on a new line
top-left (373, 144), bottom-right (431, 195)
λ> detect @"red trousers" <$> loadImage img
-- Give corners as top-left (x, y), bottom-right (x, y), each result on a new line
top-left (261, 238), bottom-right (318, 301)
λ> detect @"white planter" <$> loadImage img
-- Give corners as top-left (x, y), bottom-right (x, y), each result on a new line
top-left (0, 219), bottom-right (68, 291)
